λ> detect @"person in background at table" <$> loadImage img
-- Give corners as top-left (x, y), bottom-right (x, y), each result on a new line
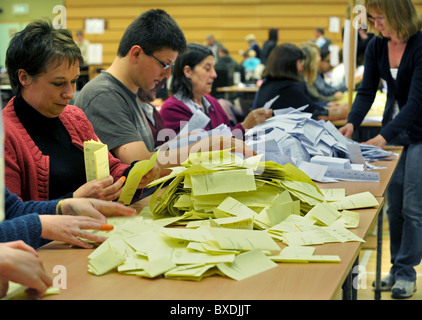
top-left (136, 79), bottom-right (167, 153)
top-left (261, 28), bottom-right (279, 66)
top-left (242, 50), bottom-right (261, 81)
top-left (315, 48), bottom-right (347, 98)
top-left (339, 0), bottom-right (422, 299)
top-left (313, 27), bottom-right (332, 54)
top-left (253, 43), bottom-right (347, 121)
top-left (74, 30), bottom-right (90, 90)
top-left (300, 42), bottom-right (344, 103)
top-left (0, 187), bottom-right (135, 249)
top-left (215, 46), bottom-right (240, 86)
top-left (4, 19), bottom-right (158, 203)
top-left (205, 34), bottom-right (222, 62)
top-left (0, 240), bottom-right (52, 299)
top-left (244, 34), bottom-right (261, 60)
top-left (160, 43), bottom-right (272, 138)
top-left (76, 10), bottom-right (253, 170)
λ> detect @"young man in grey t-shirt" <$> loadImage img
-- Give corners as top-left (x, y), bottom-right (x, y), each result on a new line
top-left (76, 9), bottom-right (186, 165)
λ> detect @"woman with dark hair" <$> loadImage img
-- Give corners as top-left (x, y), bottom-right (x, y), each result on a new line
top-left (339, 0), bottom-right (422, 299)
top-left (253, 43), bottom-right (347, 121)
top-left (160, 43), bottom-right (272, 138)
top-left (3, 19), bottom-right (158, 202)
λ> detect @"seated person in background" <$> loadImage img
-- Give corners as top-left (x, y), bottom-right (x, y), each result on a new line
top-left (242, 50), bottom-right (261, 81)
top-left (0, 240), bottom-right (52, 299)
top-left (301, 42), bottom-right (344, 102)
top-left (261, 28), bottom-right (279, 66)
top-left (160, 43), bottom-right (272, 139)
top-left (137, 79), bottom-right (167, 152)
top-left (215, 46), bottom-right (239, 85)
top-left (315, 48), bottom-right (347, 97)
top-left (329, 48), bottom-right (364, 90)
top-left (4, 19), bottom-right (158, 202)
top-left (253, 43), bottom-right (347, 121)
top-left (1, 187), bottom-right (135, 249)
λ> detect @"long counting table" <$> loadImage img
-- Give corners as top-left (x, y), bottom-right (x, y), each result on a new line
top-left (38, 199), bottom-right (383, 301)
top-left (37, 147), bottom-right (401, 301)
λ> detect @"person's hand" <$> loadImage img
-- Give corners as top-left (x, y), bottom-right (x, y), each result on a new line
top-left (39, 215), bottom-right (115, 249)
top-left (188, 135), bottom-right (257, 159)
top-left (241, 108), bottom-right (273, 130)
top-left (137, 164), bottom-right (161, 189)
top-left (226, 137), bottom-right (257, 158)
top-left (339, 123), bottom-right (354, 138)
top-left (327, 103), bottom-right (348, 121)
top-left (0, 241), bottom-right (52, 299)
top-left (59, 198), bottom-right (136, 222)
top-left (73, 175), bottom-right (126, 201)
top-left (363, 134), bottom-right (387, 149)
top-left (334, 91), bottom-right (344, 101)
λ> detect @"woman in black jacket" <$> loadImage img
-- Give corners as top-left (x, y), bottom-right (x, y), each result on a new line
top-left (253, 43), bottom-right (347, 121)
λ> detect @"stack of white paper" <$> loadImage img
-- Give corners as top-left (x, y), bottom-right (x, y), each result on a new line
top-left (244, 108), bottom-right (396, 182)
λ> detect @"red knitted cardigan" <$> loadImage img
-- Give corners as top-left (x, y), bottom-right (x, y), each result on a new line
top-left (3, 97), bottom-right (129, 201)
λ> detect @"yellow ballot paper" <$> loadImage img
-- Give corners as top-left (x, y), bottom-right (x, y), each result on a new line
top-left (270, 246), bottom-right (341, 263)
top-left (217, 249), bottom-right (277, 281)
top-left (305, 202), bottom-right (341, 226)
top-left (190, 168), bottom-right (256, 196)
top-left (340, 210), bottom-right (360, 228)
top-left (2, 282), bottom-right (60, 300)
top-left (328, 191), bottom-right (379, 210)
top-left (118, 152), bottom-right (158, 205)
top-left (84, 140), bottom-right (110, 181)
top-left (88, 245), bottom-right (126, 276)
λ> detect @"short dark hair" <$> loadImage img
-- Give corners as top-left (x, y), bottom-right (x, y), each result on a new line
top-left (170, 43), bottom-right (213, 99)
top-left (6, 19), bottom-right (83, 97)
top-left (316, 27), bottom-right (325, 35)
top-left (263, 43), bottom-right (304, 81)
top-left (117, 9), bottom-right (187, 57)
top-left (320, 47), bottom-right (330, 61)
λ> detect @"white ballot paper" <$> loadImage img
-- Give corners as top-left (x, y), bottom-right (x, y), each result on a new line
top-left (263, 95), bottom-right (280, 111)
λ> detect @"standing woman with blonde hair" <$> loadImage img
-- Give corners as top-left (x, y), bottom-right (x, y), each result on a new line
top-left (339, 0), bottom-right (422, 299)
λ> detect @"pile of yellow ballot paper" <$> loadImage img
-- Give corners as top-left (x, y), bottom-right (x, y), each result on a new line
top-left (87, 149), bottom-right (379, 281)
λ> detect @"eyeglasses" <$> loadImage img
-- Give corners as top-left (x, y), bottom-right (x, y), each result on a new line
top-left (147, 52), bottom-right (173, 71)
top-left (367, 15), bottom-right (385, 23)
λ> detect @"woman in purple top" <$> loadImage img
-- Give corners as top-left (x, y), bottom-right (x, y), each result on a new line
top-left (160, 43), bottom-right (272, 140)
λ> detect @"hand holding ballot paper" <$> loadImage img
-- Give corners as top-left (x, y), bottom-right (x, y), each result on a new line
top-left (84, 140), bottom-right (110, 181)
top-left (82, 140), bottom-right (160, 202)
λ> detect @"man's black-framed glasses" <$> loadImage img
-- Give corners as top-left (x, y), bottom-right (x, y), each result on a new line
top-left (147, 52), bottom-right (173, 71)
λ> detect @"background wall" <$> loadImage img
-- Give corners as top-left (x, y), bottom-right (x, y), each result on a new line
top-left (63, 0), bottom-right (422, 68)
top-left (1, 0), bottom-right (422, 70)
top-left (0, 0), bottom-right (65, 67)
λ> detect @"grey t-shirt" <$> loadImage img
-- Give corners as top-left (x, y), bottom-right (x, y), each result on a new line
top-left (74, 71), bottom-right (155, 153)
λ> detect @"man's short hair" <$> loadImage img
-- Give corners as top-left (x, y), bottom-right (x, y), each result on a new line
top-left (316, 28), bottom-right (324, 35)
top-left (320, 47), bottom-right (330, 60)
top-left (117, 9), bottom-right (187, 57)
